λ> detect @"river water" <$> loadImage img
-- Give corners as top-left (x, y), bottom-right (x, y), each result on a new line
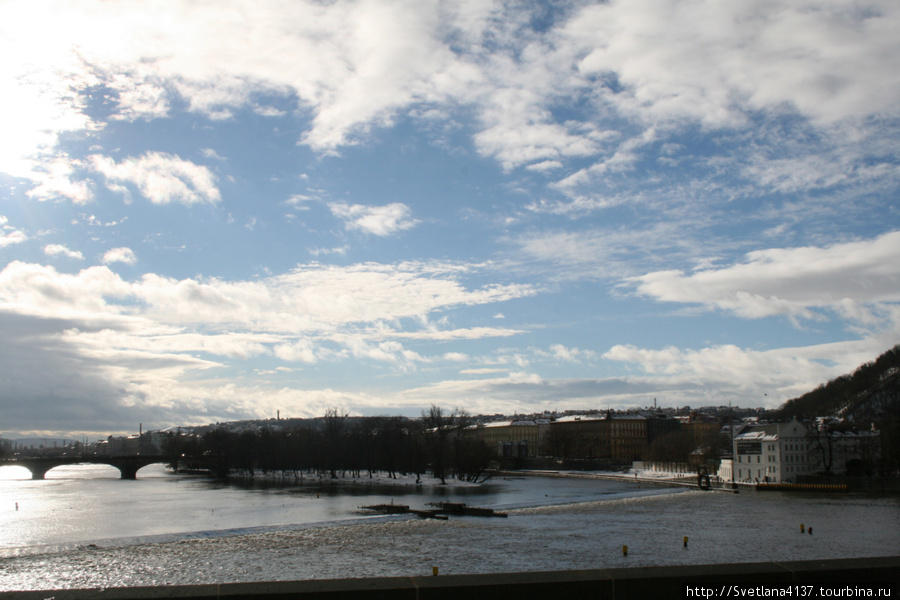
top-left (0, 464), bottom-right (898, 592)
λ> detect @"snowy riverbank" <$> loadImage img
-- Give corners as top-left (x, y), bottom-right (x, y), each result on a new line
top-left (503, 467), bottom-right (728, 490)
top-left (222, 469), bottom-right (483, 489)
top-left (223, 467), bottom-right (705, 490)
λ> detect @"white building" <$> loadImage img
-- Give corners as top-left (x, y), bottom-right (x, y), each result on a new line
top-left (733, 418), bottom-right (810, 483)
top-left (717, 458), bottom-right (733, 483)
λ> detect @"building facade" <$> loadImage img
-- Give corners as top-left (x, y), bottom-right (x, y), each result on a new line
top-left (733, 418), bottom-right (809, 483)
top-left (467, 420), bottom-right (546, 458)
top-left (547, 412), bottom-right (653, 462)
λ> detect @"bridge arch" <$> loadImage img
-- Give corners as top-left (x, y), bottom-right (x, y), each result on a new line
top-left (109, 459), bottom-right (171, 480)
top-left (0, 456), bottom-right (170, 480)
top-left (0, 465), bottom-right (33, 480)
top-left (46, 463), bottom-right (123, 479)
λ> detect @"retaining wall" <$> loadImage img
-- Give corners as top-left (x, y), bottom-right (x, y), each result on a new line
top-left (4, 556), bottom-right (897, 600)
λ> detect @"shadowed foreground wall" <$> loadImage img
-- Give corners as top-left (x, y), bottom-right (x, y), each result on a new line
top-left (4, 556), bottom-right (897, 600)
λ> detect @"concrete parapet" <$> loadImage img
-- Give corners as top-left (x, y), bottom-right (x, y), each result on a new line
top-left (758, 482), bottom-right (849, 492)
top-left (3, 556), bottom-right (898, 599)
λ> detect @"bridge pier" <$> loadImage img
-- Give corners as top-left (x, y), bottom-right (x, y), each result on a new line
top-left (109, 462), bottom-right (139, 480)
top-left (28, 464), bottom-right (52, 480)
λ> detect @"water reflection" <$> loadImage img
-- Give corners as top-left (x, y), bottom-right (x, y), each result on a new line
top-left (0, 465), bottom-right (677, 550)
top-left (0, 466), bottom-right (31, 480)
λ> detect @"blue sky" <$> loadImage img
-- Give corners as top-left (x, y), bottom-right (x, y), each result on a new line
top-left (2, 0), bottom-right (899, 438)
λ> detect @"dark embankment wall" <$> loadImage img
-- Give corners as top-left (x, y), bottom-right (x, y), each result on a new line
top-left (4, 556), bottom-right (897, 600)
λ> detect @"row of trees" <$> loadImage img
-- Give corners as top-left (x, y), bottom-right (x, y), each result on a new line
top-left (162, 406), bottom-right (496, 483)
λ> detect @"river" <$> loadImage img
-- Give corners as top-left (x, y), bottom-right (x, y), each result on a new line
top-left (1, 464), bottom-right (898, 592)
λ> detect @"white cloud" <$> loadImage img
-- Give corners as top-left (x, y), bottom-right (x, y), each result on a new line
top-left (0, 261), bottom-right (135, 322)
top-left (513, 221), bottom-right (695, 281)
top-left (107, 73), bottom-right (170, 121)
top-left (602, 338), bottom-right (895, 407)
top-left (0, 25), bottom-right (97, 183)
top-left (200, 148), bottom-right (226, 160)
top-left (4, 0), bottom-right (899, 193)
top-left (273, 339), bottom-right (318, 364)
top-left (102, 247), bottom-right (137, 265)
top-left (343, 338), bottom-right (427, 368)
top-left (392, 326), bottom-right (522, 341)
top-left (388, 370), bottom-right (660, 416)
top-left (0, 232), bottom-right (28, 248)
top-left (378, 337), bottom-right (896, 416)
top-left (740, 147), bottom-right (900, 195)
top-left (0, 258), bottom-right (533, 345)
top-left (91, 152), bottom-right (221, 206)
top-left (538, 344), bottom-right (598, 363)
top-left (253, 105), bottom-right (287, 118)
top-left (0, 217), bottom-right (27, 247)
top-left (26, 156), bottom-right (94, 204)
top-left (309, 246), bottom-right (349, 257)
top-left (526, 160), bottom-right (564, 172)
top-left (0, 258), bottom-right (536, 432)
top-left (566, 0), bottom-right (900, 128)
top-left (329, 202), bottom-right (419, 236)
top-left (44, 244), bottom-right (85, 260)
top-left (630, 230), bottom-right (900, 322)
top-left (459, 367), bottom-right (506, 375)
top-left (286, 194), bottom-right (315, 209)
top-left (473, 109), bottom-right (601, 171)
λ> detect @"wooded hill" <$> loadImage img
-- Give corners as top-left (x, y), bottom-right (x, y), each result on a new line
top-left (776, 344), bottom-right (900, 421)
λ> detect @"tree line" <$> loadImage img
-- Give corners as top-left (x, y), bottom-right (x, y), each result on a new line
top-left (161, 406), bottom-right (496, 483)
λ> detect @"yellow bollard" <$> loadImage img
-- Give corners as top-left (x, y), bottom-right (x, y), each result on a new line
top-left (622, 545), bottom-right (628, 556)
top-left (800, 523), bottom-right (805, 533)
top-left (432, 566), bottom-right (439, 576)
top-left (683, 536), bottom-right (688, 548)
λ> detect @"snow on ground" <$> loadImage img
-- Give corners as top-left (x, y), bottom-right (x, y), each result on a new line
top-left (227, 470), bottom-right (482, 488)
top-left (226, 467), bottom-right (720, 488)
top-left (512, 468), bottom-right (725, 487)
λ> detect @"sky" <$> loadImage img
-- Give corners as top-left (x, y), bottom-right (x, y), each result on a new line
top-left (1, 0), bottom-right (899, 439)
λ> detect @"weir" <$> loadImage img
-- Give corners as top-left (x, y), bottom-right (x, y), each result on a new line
top-left (2, 556), bottom-right (896, 599)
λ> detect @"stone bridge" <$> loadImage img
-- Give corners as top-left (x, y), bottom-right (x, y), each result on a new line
top-left (0, 455), bottom-right (169, 480)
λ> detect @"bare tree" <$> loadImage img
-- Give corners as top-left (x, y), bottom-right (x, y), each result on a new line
top-left (422, 405), bottom-right (455, 484)
top-left (543, 425), bottom-right (575, 460)
top-left (324, 407), bottom-right (347, 479)
top-left (808, 419), bottom-right (843, 476)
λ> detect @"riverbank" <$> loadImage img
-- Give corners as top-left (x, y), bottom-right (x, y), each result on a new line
top-left (501, 468), bottom-right (725, 490)
top-left (222, 469), bottom-right (482, 489)
top-left (505, 468), bottom-right (900, 493)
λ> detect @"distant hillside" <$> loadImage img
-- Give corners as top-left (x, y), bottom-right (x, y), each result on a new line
top-left (776, 344), bottom-right (900, 421)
